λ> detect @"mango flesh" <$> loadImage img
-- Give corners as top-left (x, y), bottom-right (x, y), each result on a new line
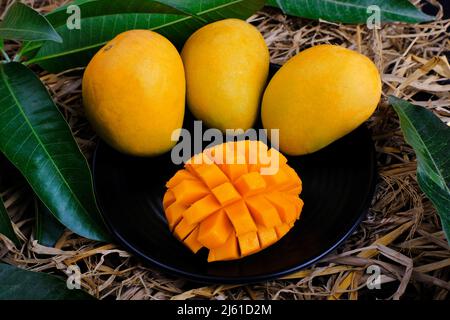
top-left (82, 30), bottom-right (185, 156)
top-left (262, 45), bottom-right (382, 156)
top-left (163, 141), bottom-right (303, 262)
top-left (181, 19), bottom-right (270, 132)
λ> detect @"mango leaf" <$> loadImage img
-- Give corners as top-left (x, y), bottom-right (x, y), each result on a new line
top-left (0, 263), bottom-right (93, 300)
top-left (35, 198), bottom-right (65, 247)
top-left (20, 0), bottom-right (208, 58)
top-left (0, 62), bottom-right (110, 242)
top-left (18, 0), bottom-right (187, 58)
top-left (28, 0), bottom-right (265, 72)
top-left (390, 97), bottom-right (450, 243)
top-left (266, 0), bottom-right (433, 24)
top-left (0, 197), bottom-right (19, 246)
top-left (0, 2), bottom-right (62, 43)
top-left (45, 0), bottom-right (192, 27)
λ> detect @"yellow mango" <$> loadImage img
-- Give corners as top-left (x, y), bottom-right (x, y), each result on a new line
top-left (181, 19), bottom-right (270, 131)
top-left (262, 45), bottom-right (381, 155)
top-left (83, 30), bottom-right (185, 156)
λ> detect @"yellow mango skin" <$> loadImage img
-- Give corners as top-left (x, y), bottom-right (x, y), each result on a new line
top-left (82, 30), bottom-right (185, 156)
top-left (181, 19), bottom-right (269, 132)
top-left (262, 45), bottom-right (381, 156)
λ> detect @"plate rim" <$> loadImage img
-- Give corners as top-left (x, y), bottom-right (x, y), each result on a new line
top-left (92, 125), bottom-right (378, 284)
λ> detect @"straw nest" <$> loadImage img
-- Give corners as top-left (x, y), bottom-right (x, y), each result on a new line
top-left (0, 0), bottom-right (449, 300)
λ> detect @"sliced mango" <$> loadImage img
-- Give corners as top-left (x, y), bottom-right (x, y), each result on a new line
top-left (211, 182), bottom-right (241, 206)
top-left (262, 167), bottom-right (290, 189)
top-left (165, 201), bottom-right (187, 231)
top-left (284, 194), bottom-right (304, 219)
top-left (185, 152), bottom-right (213, 173)
top-left (172, 180), bottom-right (209, 205)
top-left (265, 192), bottom-right (297, 224)
top-left (220, 162), bottom-right (248, 182)
top-left (163, 190), bottom-right (176, 208)
top-left (238, 231), bottom-right (260, 256)
top-left (234, 172), bottom-right (266, 196)
top-left (219, 144), bottom-right (248, 181)
top-left (163, 141), bottom-right (303, 262)
top-left (208, 232), bottom-right (239, 262)
top-left (174, 218), bottom-right (197, 241)
top-left (245, 195), bottom-right (282, 228)
top-left (224, 200), bottom-right (257, 236)
top-left (183, 194), bottom-right (221, 224)
top-left (166, 169), bottom-right (196, 188)
top-left (275, 223), bottom-right (291, 239)
top-left (183, 227), bottom-right (203, 253)
top-left (198, 210), bottom-right (233, 249)
top-left (257, 226), bottom-right (278, 248)
top-left (194, 163), bottom-right (229, 189)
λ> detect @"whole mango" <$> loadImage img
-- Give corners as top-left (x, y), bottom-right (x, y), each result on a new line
top-left (181, 19), bottom-right (270, 132)
top-left (82, 30), bottom-right (185, 156)
top-left (262, 45), bottom-right (381, 155)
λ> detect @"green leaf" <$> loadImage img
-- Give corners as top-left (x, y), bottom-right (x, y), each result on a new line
top-left (0, 62), bottom-right (110, 242)
top-left (390, 96), bottom-right (450, 243)
top-left (0, 2), bottom-right (62, 43)
top-left (36, 198), bottom-right (65, 247)
top-left (267, 0), bottom-right (433, 24)
top-left (0, 263), bottom-right (93, 300)
top-left (46, 0), bottom-right (192, 27)
top-left (0, 197), bottom-right (20, 246)
top-left (28, 0), bottom-right (265, 72)
top-left (21, 0), bottom-right (204, 58)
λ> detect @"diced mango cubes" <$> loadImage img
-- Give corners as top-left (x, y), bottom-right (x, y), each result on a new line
top-left (172, 180), bottom-right (209, 205)
top-left (257, 226), bottom-right (278, 248)
top-left (211, 182), bottom-right (241, 206)
top-left (208, 232), bottom-right (239, 262)
top-left (234, 172), bottom-right (266, 196)
top-left (265, 192), bottom-right (297, 223)
top-left (198, 210), bottom-right (233, 248)
top-left (238, 231), bottom-right (260, 257)
top-left (245, 195), bottom-right (282, 228)
top-left (184, 227), bottom-right (203, 253)
top-left (183, 194), bottom-right (221, 224)
top-left (163, 141), bottom-right (304, 262)
top-left (224, 200), bottom-right (257, 236)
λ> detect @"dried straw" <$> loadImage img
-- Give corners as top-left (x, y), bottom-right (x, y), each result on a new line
top-left (0, 0), bottom-right (449, 300)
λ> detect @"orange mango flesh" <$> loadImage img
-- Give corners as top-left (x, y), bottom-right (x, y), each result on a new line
top-left (197, 210), bottom-right (233, 248)
top-left (246, 195), bottom-right (282, 228)
top-left (257, 226), bottom-right (278, 248)
top-left (163, 140), bottom-right (303, 262)
top-left (172, 180), bottom-right (209, 205)
top-left (184, 227), bottom-right (203, 253)
top-left (224, 200), bottom-right (257, 236)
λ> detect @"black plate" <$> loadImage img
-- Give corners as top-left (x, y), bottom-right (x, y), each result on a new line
top-left (92, 66), bottom-right (377, 284)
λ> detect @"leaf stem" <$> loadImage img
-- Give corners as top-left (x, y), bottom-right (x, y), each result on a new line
top-left (14, 41), bottom-right (36, 62)
top-left (1, 48), bottom-right (11, 62)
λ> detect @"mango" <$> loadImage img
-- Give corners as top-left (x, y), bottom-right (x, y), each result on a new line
top-left (83, 30), bottom-right (185, 156)
top-left (163, 140), bottom-right (303, 262)
top-left (261, 45), bottom-right (381, 155)
top-left (181, 19), bottom-right (270, 132)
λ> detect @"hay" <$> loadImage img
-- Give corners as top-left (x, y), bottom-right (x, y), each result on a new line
top-left (0, 0), bottom-right (449, 300)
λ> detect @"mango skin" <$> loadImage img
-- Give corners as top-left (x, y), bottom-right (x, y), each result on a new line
top-left (262, 45), bottom-right (381, 156)
top-left (181, 19), bottom-right (270, 132)
top-left (82, 30), bottom-right (185, 156)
